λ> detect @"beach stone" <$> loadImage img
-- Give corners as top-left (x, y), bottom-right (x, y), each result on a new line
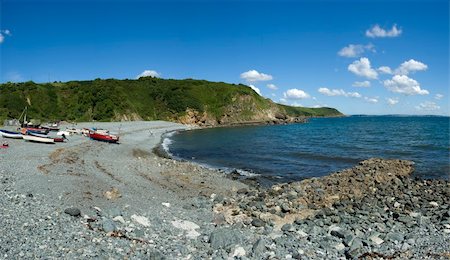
top-left (209, 228), bottom-right (242, 250)
top-left (251, 218), bottom-right (265, 227)
top-left (369, 235), bottom-right (384, 246)
top-left (346, 247), bottom-right (363, 259)
top-left (343, 233), bottom-right (355, 246)
top-left (112, 216), bottom-right (125, 224)
top-left (281, 224), bottom-right (294, 232)
top-left (349, 237), bottom-right (363, 251)
top-left (237, 188), bottom-right (248, 194)
top-left (108, 208), bottom-right (122, 217)
top-left (429, 201), bottom-right (439, 207)
top-left (330, 230), bottom-right (345, 239)
top-left (64, 207), bottom-right (81, 217)
top-left (102, 219), bottom-right (116, 233)
top-left (386, 232), bottom-right (404, 243)
top-left (281, 203), bottom-right (291, 213)
top-left (147, 251), bottom-right (165, 260)
top-left (252, 238), bottom-right (266, 257)
top-left (131, 214), bottom-right (150, 227)
top-left (230, 246), bottom-right (246, 258)
top-left (334, 243), bottom-right (346, 251)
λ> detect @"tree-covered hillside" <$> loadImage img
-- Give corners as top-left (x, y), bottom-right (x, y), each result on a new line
top-left (0, 78), bottom-right (343, 124)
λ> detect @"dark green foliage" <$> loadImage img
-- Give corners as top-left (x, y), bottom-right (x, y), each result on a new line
top-left (278, 104), bottom-right (342, 117)
top-left (0, 78), bottom-right (343, 122)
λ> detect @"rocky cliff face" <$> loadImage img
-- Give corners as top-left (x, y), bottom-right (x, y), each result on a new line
top-left (178, 94), bottom-right (307, 126)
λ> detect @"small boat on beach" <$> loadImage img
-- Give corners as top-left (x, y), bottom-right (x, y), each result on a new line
top-left (23, 127), bottom-right (50, 135)
top-left (89, 131), bottom-right (119, 143)
top-left (41, 125), bottom-right (60, 131)
top-left (26, 131), bottom-right (49, 138)
top-left (53, 137), bottom-right (65, 142)
top-left (23, 135), bottom-right (55, 144)
top-left (0, 129), bottom-right (23, 139)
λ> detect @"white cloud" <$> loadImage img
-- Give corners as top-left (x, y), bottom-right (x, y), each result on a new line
top-left (136, 70), bottom-right (161, 78)
top-left (0, 29), bottom-right (11, 44)
top-left (364, 97), bottom-right (378, 103)
top-left (249, 84), bottom-right (261, 96)
top-left (267, 83), bottom-right (278, 90)
top-left (378, 66), bottom-right (392, 74)
top-left (240, 70), bottom-right (273, 82)
top-left (283, 88), bottom-right (310, 99)
top-left (338, 44), bottom-right (375, 58)
top-left (415, 101), bottom-right (440, 111)
top-left (348, 57), bottom-right (378, 79)
top-left (387, 98), bottom-right (399, 105)
top-left (395, 59), bottom-right (428, 75)
top-left (318, 87), bottom-right (361, 98)
top-left (383, 75), bottom-right (429, 95)
top-left (279, 98), bottom-right (288, 104)
top-left (366, 24), bottom-right (402, 38)
top-left (435, 94), bottom-right (444, 100)
top-left (352, 81), bottom-right (371, 88)
top-left (290, 102), bottom-right (303, 107)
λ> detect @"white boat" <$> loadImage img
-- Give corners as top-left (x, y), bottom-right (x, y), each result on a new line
top-left (23, 135), bottom-right (55, 144)
top-left (57, 130), bottom-right (71, 136)
top-left (67, 128), bottom-right (82, 135)
top-left (27, 131), bottom-right (49, 138)
top-left (0, 129), bottom-right (23, 139)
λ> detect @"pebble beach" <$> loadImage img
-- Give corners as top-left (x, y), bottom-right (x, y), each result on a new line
top-left (0, 121), bottom-right (449, 259)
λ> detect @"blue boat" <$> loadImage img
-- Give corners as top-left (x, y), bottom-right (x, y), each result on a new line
top-left (0, 129), bottom-right (23, 139)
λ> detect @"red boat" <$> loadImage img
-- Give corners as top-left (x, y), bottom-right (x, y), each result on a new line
top-left (89, 131), bottom-right (119, 143)
top-left (22, 127), bottom-right (50, 135)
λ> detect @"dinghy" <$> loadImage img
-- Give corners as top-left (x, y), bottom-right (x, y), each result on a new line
top-left (0, 129), bottom-right (23, 139)
top-left (89, 131), bottom-right (119, 143)
top-left (23, 135), bottom-right (55, 144)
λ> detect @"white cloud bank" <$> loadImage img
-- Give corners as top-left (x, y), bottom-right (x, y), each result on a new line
top-left (366, 24), bottom-right (402, 38)
top-left (267, 83), bottom-right (278, 90)
top-left (383, 75), bottom-right (429, 95)
top-left (435, 94), bottom-right (444, 100)
top-left (249, 84), bottom-right (262, 96)
top-left (0, 29), bottom-right (11, 44)
top-left (352, 81), bottom-right (371, 88)
top-left (395, 59), bottom-right (428, 75)
top-left (364, 97), bottom-right (378, 103)
top-left (137, 70), bottom-right (161, 78)
top-left (378, 66), bottom-right (392, 74)
top-left (338, 44), bottom-right (375, 58)
top-left (348, 57), bottom-right (378, 79)
top-left (318, 88), bottom-right (361, 98)
top-left (387, 98), bottom-right (399, 105)
top-left (416, 101), bottom-right (440, 111)
top-left (283, 89), bottom-right (310, 99)
top-left (240, 70), bottom-right (273, 82)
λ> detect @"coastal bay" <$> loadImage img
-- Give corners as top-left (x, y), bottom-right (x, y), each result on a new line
top-left (1, 121), bottom-right (449, 259)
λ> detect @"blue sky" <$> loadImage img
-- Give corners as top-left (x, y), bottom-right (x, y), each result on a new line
top-left (1, 0), bottom-right (448, 115)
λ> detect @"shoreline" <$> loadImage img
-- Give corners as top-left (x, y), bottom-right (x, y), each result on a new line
top-left (1, 120), bottom-right (449, 259)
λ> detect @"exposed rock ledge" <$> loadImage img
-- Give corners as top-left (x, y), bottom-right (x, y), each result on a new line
top-left (214, 158), bottom-right (423, 228)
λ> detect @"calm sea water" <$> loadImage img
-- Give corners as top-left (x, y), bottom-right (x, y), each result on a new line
top-left (166, 116), bottom-right (450, 184)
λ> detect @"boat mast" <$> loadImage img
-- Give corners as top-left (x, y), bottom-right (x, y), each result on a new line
top-left (18, 106), bottom-right (28, 127)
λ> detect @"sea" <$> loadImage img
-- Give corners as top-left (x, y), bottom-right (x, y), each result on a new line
top-left (164, 116), bottom-right (450, 185)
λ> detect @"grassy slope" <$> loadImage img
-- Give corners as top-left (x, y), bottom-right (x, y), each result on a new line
top-left (0, 78), bottom-right (343, 123)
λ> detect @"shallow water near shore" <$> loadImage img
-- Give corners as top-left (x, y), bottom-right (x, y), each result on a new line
top-left (166, 116), bottom-right (450, 184)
